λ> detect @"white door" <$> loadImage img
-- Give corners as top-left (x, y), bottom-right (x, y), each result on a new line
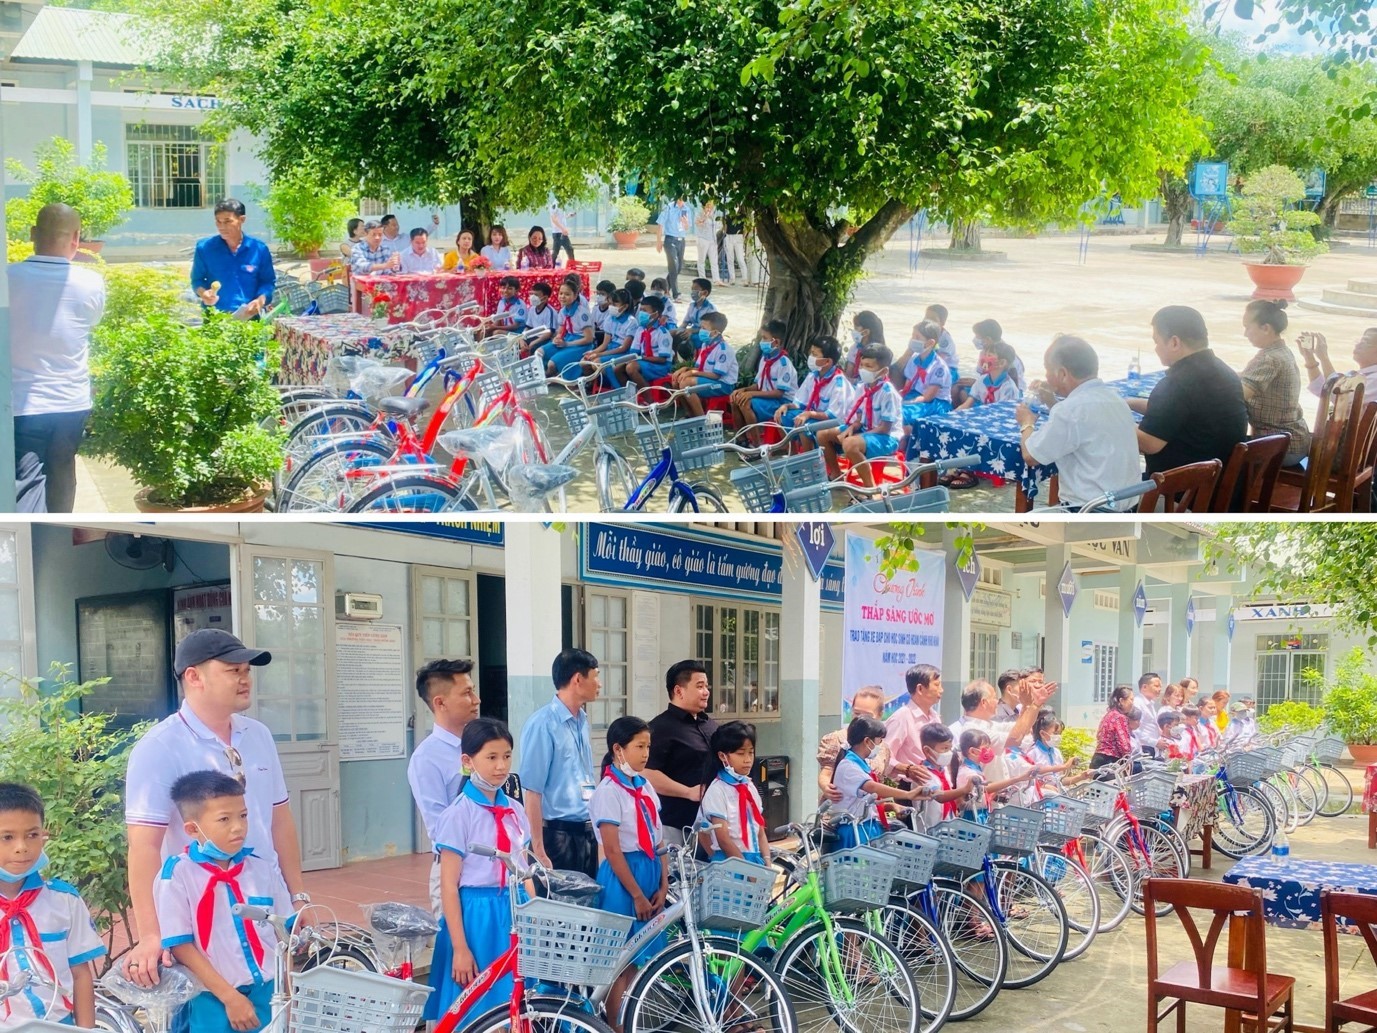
top-left (0, 525), bottom-right (37, 690)
top-left (410, 566), bottom-right (478, 853)
top-left (237, 546), bottom-right (342, 871)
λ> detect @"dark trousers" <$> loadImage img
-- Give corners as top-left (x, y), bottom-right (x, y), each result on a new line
top-left (543, 820), bottom-right (598, 879)
top-left (663, 236), bottom-right (686, 299)
top-left (552, 232), bottom-right (576, 263)
top-left (14, 409), bottom-right (89, 513)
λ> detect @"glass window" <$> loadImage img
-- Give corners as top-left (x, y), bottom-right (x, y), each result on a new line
top-left (969, 629), bottom-right (999, 686)
top-left (1254, 634), bottom-right (1328, 712)
top-left (415, 571), bottom-right (475, 667)
top-left (1092, 643), bottom-right (1118, 704)
top-left (585, 589), bottom-right (629, 734)
top-left (694, 600), bottom-right (781, 720)
top-left (125, 123), bottom-right (226, 209)
top-left (252, 556), bottom-right (328, 742)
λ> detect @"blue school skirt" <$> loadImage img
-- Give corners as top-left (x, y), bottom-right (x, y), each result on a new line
top-left (546, 343), bottom-right (594, 380)
top-left (830, 817), bottom-right (885, 851)
top-left (859, 432), bottom-right (901, 458)
top-left (596, 852), bottom-right (667, 965)
top-left (902, 398), bottom-right (952, 427)
top-left (750, 396), bottom-right (786, 423)
top-left (691, 378), bottom-right (735, 398)
top-left (634, 359), bottom-right (675, 381)
top-left (426, 886), bottom-right (514, 1022)
top-left (177, 981), bottom-right (274, 1033)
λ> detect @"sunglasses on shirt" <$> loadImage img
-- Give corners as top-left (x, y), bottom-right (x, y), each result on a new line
top-left (225, 745), bottom-right (247, 788)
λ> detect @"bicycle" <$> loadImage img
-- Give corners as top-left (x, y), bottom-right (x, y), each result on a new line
top-left (1197, 744), bottom-right (1278, 860)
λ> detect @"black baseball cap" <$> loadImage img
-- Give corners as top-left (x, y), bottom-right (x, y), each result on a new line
top-left (174, 629), bottom-right (271, 678)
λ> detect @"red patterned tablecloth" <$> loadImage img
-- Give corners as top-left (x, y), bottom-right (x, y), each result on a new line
top-left (1172, 773), bottom-right (1216, 845)
top-left (1364, 763), bottom-right (1377, 813)
top-left (274, 313), bottom-right (381, 386)
top-left (352, 269), bottom-right (590, 323)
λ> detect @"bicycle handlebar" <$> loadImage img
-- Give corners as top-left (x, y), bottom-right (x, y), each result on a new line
top-left (679, 420), bottom-right (842, 462)
top-left (1074, 479), bottom-right (1155, 513)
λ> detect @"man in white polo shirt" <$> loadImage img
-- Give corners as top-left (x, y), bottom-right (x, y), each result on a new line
top-left (122, 629), bottom-right (310, 987)
top-left (1016, 334), bottom-right (1143, 510)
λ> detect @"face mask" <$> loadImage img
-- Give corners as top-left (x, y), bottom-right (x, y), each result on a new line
top-left (615, 757), bottom-right (638, 779)
top-left (972, 336), bottom-right (984, 349)
top-left (720, 762), bottom-right (748, 784)
top-left (694, 330), bottom-right (711, 345)
top-left (976, 747), bottom-right (996, 765)
top-left (612, 307), bottom-right (625, 317)
top-left (759, 342), bottom-right (775, 356)
top-left (1049, 735), bottom-right (1062, 747)
top-left (195, 837), bottom-right (238, 863)
top-left (807, 356), bottom-right (822, 372)
top-left (691, 290), bottom-right (703, 302)
top-left (637, 311), bottom-right (651, 327)
top-left (858, 368), bottom-right (878, 385)
top-left (469, 771), bottom-right (505, 795)
top-left (0, 849), bottom-right (48, 884)
top-left (908, 338), bottom-right (922, 352)
top-left (932, 751), bottom-right (953, 768)
top-left (595, 295), bottom-right (607, 306)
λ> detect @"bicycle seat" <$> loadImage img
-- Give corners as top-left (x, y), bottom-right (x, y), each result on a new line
top-left (542, 869), bottom-right (603, 906)
top-left (363, 901), bottom-right (439, 939)
top-left (376, 396), bottom-right (431, 419)
top-left (507, 463), bottom-right (580, 495)
top-left (438, 427), bottom-right (517, 461)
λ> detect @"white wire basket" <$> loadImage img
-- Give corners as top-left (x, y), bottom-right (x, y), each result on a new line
top-left (929, 819), bottom-right (992, 876)
top-left (311, 283), bottom-right (352, 315)
top-left (1037, 794), bottom-right (1090, 843)
top-left (509, 355), bottom-right (550, 398)
top-left (821, 844), bottom-right (898, 913)
top-left (288, 966), bottom-right (432, 1033)
top-left (515, 896), bottom-right (633, 986)
top-left (730, 452), bottom-right (831, 513)
top-left (560, 387), bottom-right (638, 438)
top-left (1069, 780), bottom-right (1118, 824)
top-left (875, 829), bottom-right (940, 888)
top-left (1127, 769), bottom-right (1179, 817)
top-left (1313, 737), bottom-right (1346, 764)
top-left (988, 805), bottom-right (1044, 857)
top-left (634, 416), bottom-right (724, 474)
top-left (1225, 750), bottom-right (1271, 786)
top-left (693, 856), bottom-right (774, 931)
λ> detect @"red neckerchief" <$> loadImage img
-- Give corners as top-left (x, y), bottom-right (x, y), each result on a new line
top-left (696, 339), bottom-right (721, 371)
top-left (847, 383), bottom-right (883, 427)
top-left (560, 313), bottom-right (574, 339)
top-left (808, 368), bottom-right (838, 410)
top-left (195, 859), bottom-right (266, 966)
top-left (610, 771), bottom-right (660, 860)
top-left (477, 801), bottom-right (517, 886)
top-left (923, 761), bottom-right (958, 819)
top-left (982, 372), bottom-right (1008, 403)
top-left (757, 352), bottom-right (784, 389)
top-left (726, 777), bottom-right (765, 850)
top-left (0, 886), bottom-right (73, 1016)
top-left (1184, 725), bottom-right (1200, 755)
top-left (640, 327), bottom-right (655, 358)
top-left (902, 351), bottom-right (936, 396)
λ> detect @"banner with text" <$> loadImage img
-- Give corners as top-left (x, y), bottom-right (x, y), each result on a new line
top-left (843, 534), bottom-right (945, 715)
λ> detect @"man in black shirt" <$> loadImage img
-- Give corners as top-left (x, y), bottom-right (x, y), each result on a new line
top-left (1129, 305), bottom-right (1248, 477)
top-left (646, 660), bottom-right (718, 843)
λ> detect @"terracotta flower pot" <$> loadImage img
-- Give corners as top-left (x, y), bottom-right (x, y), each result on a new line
top-left (134, 484), bottom-right (270, 513)
top-left (1346, 742), bottom-right (1377, 765)
top-left (612, 230), bottom-right (641, 250)
top-left (1243, 262), bottom-right (1307, 302)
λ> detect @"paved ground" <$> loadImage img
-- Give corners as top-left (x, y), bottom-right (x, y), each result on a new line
top-left (73, 233), bottom-right (1377, 513)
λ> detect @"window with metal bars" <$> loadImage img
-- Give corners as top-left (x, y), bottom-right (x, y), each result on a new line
top-left (1254, 634), bottom-right (1328, 712)
top-left (694, 600), bottom-right (780, 719)
top-left (125, 124), bottom-right (225, 209)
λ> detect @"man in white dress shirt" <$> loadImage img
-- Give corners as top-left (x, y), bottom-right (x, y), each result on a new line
top-left (1300, 328), bottom-right (1377, 400)
top-left (1134, 672), bottom-right (1163, 757)
top-left (398, 228), bottom-right (442, 274)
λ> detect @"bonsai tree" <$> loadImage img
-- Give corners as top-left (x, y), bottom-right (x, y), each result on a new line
top-left (1225, 164), bottom-right (1328, 265)
top-left (85, 312), bottom-right (284, 507)
top-left (608, 194), bottom-right (652, 234)
top-left (254, 170), bottom-right (357, 256)
top-left (1317, 649), bottom-right (1377, 746)
top-left (5, 138), bottom-right (134, 242)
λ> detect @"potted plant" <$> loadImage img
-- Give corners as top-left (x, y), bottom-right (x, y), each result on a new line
top-left (1314, 648), bottom-right (1377, 764)
top-left (1226, 165), bottom-right (1328, 302)
top-left (255, 171), bottom-right (356, 259)
top-left (609, 195), bottom-right (652, 249)
top-left (85, 312), bottom-right (284, 512)
top-left (5, 138), bottom-right (133, 254)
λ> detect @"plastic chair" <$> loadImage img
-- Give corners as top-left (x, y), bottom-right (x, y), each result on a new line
top-left (1321, 890), bottom-right (1377, 1033)
top-left (1208, 434), bottom-right (1289, 512)
top-left (1138, 459), bottom-right (1223, 513)
top-left (1144, 877), bottom-right (1295, 1033)
top-left (1271, 376), bottom-right (1367, 513)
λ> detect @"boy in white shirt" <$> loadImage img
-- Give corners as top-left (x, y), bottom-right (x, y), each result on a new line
top-left (676, 312), bottom-right (739, 416)
top-left (818, 344), bottom-right (904, 487)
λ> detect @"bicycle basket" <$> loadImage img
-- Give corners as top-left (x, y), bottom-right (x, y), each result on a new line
top-left (473, 372), bottom-right (506, 415)
top-left (730, 451), bottom-right (831, 514)
top-left (311, 283), bottom-right (352, 315)
top-left (929, 819), bottom-right (991, 876)
top-left (693, 856), bottom-right (773, 931)
top-left (481, 334), bottom-right (523, 375)
top-left (509, 355), bottom-right (550, 398)
top-left (561, 388), bottom-right (637, 439)
top-left (1255, 746), bottom-right (1286, 780)
top-left (841, 486), bottom-right (953, 514)
top-left (821, 844), bottom-right (898, 913)
top-left (1313, 737), bottom-right (1345, 764)
top-left (288, 966), bottom-right (432, 1033)
top-left (634, 416), bottom-right (725, 474)
top-left (1037, 794), bottom-right (1089, 843)
top-left (875, 829), bottom-right (939, 888)
top-left (276, 278), bottom-right (314, 315)
top-left (1069, 779), bottom-right (1118, 824)
top-left (1224, 750), bottom-right (1270, 786)
top-left (515, 896), bottom-right (633, 986)
top-left (1127, 769), bottom-right (1178, 817)
top-left (988, 805), bottom-right (1043, 856)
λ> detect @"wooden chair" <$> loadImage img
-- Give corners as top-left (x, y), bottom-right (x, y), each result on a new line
top-left (1272, 376), bottom-right (1367, 513)
top-left (1347, 402), bottom-right (1377, 512)
top-left (1139, 460), bottom-right (1223, 513)
top-left (1322, 889), bottom-right (1377, 1033)
top-left (1209, 435), bottom-right (1289, 512)
top-left (1145, 877), bottom-right (1295, 1033)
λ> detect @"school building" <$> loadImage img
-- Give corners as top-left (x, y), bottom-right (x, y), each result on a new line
top-left (0, 517), bottom-right (1361, 875)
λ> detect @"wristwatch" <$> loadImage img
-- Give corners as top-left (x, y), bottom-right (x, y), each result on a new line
top-left (291, 892), bottom-right (312, 905)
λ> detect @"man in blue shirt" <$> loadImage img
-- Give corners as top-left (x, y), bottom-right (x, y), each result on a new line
top-left (654, 197), bottom-right (692, 302)
top-left (190, 198), bottom-right (276, 316)
top-left (518, 647), bottom-right (601, 878)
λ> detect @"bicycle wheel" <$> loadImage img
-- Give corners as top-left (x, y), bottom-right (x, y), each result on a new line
top-left (1211, 785), bottom-right (1275, 860)
top-left (452, 994), bottom-right (618, 1033)
top-left (1103, 821), bottom-right (1183, 917)
top-left (623, 935), bottom-right (796, 1033)
top-left (876, 899), bottom-right (956, 1033)
top-left (1140, 816), bottom-right (1192, 879)
top-left (348, 473), bottom-right (478, 513)
top-left (1315, 762), bottom-right (1354, 817)
top-left (925, 880), bottom-right (1007, 1021)
top-left (1254, 779), bottom-right (1291, 833)
top-left (1031, 849), bottom-right (1100, 961)
top-left (1296, 764), bottom-right (1328, 820)
top-left (774, 917), bottom-right (920, 1033)
top-left (1272, 774), bottom-right (1306, 833)
top-left (93, 1000), bottom-right (145, 1033)
top-left (1288, 771), bottom-right (1319, 827)
top-left (595, 449), bottom-right (637, 512)
top-left (667, 483), bottom-right (729, 513)
top-left (1073, 833), bottom-right (1135, 933)
top-left (961, 862), bottom-right (1068, 989)
top-left (283, 402), bottom-right (379, 464)
top-left (278, 438), bottom-right (396, 511)
top-left (300, 943), bottom-right (379, 973)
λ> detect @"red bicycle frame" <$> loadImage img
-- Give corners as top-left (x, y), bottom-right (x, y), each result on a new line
top-left (431, 924), bottom-right (524, 1033)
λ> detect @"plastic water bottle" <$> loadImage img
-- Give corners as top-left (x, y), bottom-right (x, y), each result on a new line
top-left (1270, 828), bottom-right (1290, 866)
top-left (1127, 353), bottom-right (1142, 379)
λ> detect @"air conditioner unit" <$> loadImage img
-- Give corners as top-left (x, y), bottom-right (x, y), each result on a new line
top-left (336, 592), bottom-right (383, 620)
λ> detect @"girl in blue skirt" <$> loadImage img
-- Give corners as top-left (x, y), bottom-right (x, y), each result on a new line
top-left (591, 717), bottom-right (669, 1032)
top-left (426, 718), bottom-right (532, 1025)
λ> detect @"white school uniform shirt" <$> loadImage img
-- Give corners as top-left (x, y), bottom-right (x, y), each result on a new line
top-left (604, 312), bottom-right (637, 350)
top-left (698, 773), bottom-right (765, 856)
top-left (555, 300), bottom-right (593, 342)
top-left (526, 300), bottom-right (561, 336)
top-left (1002, 745), bottom-right (1039, 806)
top-left (793, 368), bottom-right (853, 416)
top-left (970, 372), bottom-right (1021, 405)
top-left (937, 330), bottom-right (959, 373)
top-left (156, 844), bottom-right (291, 989)
top-left (653, 296), bottom-right (679, 325)
top-left (635, 320), bottom-right (675, 362)
top-left (591, 303), bottom-right (613, 335)
top-left (433, 783), bottom-right (532, 888)
top-left (754, 352), bottom-right (798, 394)
top-left (398, 247), bottom-right (442, 274)
top-left (899, 349), bottom-right (953, 403)
top-left (590, 770), bottom-right (664, 855)
top-left (843, 381), bottom-right (903, 433)
top-left (831, 750), bottom-right (880, 825)
top-left (125, 703), bottom-right (290, 868)
top-left (693, 337), bottom-right (739, 382)
top-left (407, 724), bottom-right (466, 844)
top-left (0, 872), bottom-right (106, 1025)
top-left (1024, 378), bottom-right (1141, 509)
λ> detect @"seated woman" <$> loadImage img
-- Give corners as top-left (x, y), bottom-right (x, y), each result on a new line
top-left (1239, 299), bottom-right (1312, 466)
top-left (442, 229), bottom-right (481, 271)
top-left (339, 217), bottom-right (364, 260)
top-left (518, 226), bottom-right (556, 270)
top-left (480, 225), bottom-right (512, 270)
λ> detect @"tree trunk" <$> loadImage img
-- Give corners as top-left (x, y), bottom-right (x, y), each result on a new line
top-left (949, 219), bottom-right (982, 251)
top-left (458, 186), bottom-right (494, 245)
top-left (1160, 172), bottom-right (1193, 248)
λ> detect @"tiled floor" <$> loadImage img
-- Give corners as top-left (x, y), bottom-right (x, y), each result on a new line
top-left (303, 851), bottom-right (433, 926)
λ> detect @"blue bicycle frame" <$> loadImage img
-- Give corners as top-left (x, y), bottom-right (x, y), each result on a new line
top-left (624, 446), bottom-right (705, 512)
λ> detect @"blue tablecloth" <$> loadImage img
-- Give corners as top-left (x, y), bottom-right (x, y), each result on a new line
top-left (1106, 370), bottom-right (1166, 400)
top-left (1223, 856), bottom-right (1377, 933)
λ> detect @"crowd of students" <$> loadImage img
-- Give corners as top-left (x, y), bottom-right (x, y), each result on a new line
top-left (1091, 673), bottom-right (1255, 771)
